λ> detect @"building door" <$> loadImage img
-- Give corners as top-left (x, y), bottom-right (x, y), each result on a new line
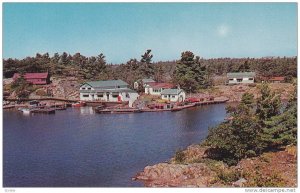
top-left (106, 93), bottom-right (110, 101)
top-left (179, 95), bottom-right (183, 102)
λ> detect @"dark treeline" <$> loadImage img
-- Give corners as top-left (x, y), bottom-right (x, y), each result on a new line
top-left (3, 51), bottom-right (297, 88)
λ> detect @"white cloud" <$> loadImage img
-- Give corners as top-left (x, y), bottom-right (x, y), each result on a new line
top-left (217, 24), bottom-right (230, 37)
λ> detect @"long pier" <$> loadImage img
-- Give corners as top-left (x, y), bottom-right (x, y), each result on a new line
top-left (4, 97), bottom-right (78, 103)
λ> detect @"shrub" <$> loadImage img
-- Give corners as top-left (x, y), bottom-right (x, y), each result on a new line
top-left (174, 149), bottom-right (185, 164)
top-left (36, 89), bottom-right (47, 96)
top-left (217, 169), bottom-right (240, 184)
top-left (244, 170), bottom-right (286, 187)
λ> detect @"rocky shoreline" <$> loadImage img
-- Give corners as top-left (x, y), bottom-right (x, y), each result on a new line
top-left (133, 144), bottom-right (297, 187)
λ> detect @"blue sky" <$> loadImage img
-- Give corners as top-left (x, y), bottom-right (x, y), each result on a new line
top-left (3, 3), bottom-right (297, 64)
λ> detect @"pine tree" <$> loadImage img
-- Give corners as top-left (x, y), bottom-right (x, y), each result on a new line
top-left (140, 49), bottom-right (154, 78)
top-left (256, 83), bottom-right (281, 122)
top-left (205, 93), bottom-right (263, 165)
top-left (173, 51), bottom-right (208, 92)
top-left (260, 84), bottom-right (297, 148)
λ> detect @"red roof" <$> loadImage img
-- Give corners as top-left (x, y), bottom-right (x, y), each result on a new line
top-left (13, 73), bottom-right (49, 79)
top-left (147, 82), bottom-right (175, 89)
top-left (13, 73), bottom-right (49, 85)
top-left (261, 76), bottom-right (285, 81)
top-left (269, 77), bottom-right (285, 81)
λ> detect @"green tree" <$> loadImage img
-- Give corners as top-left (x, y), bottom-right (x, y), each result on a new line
top-left (205, 93), bottom-right (263, 165)
top-left (173, 51), bottom-right (208, 92)
top-left (154, 64), bottom-right (164, 82)
top-left (59, 52), bottom-right (70, 66)
top-left (140, 49), bottom-right (154, 78)
top-left (260, 84), bottom-right (297, 148)
top-left (11, 71), bottom-right (32, 98)
top-left (256, 83), bottom-right (282, 122)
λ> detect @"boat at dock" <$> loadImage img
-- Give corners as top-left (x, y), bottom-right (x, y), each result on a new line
top-left (72, 101), bottom-right (86, 107)
top-left (18, 108), bottom-right (32, 114)
top-left (18, 107), bottom-right (56, 114)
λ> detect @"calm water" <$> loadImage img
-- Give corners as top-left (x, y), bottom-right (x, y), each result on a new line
top-left (3, 104), bottom-right (226, 187)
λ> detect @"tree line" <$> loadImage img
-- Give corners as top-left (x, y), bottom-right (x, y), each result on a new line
top-left (3, 51), bottom-right (297, 92)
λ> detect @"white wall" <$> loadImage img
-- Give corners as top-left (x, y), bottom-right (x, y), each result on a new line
top-left (228, 77), bottom-right (254, 84)
top-left (147, 87), bottom-right (162, 95)
top-left (161, 91), bottom-right (186, 102)
top-left (119, 92), bottom-right (139, 107)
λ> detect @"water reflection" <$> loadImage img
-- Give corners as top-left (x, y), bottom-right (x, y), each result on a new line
top-left (80, 107), bottom-right (95, 115)
top-left (4, 103), bottom-right (227, 187)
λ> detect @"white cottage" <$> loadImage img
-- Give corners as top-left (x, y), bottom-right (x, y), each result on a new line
top-left (145, 83), bottom-right (175, 96)
top-left (161, 89), bottom-right (186, 102)
top-left (134, 78), bottom-right (156, 90)
top-left (227, 72), bottom-right (256, 84)
top-left (80, 80), bottom-right (139, 107)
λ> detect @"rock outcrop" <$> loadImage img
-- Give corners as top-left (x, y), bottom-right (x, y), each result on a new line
top-left (134, 144), bottom-right (297, 187)
top-left (134, 163), bottom-right (217, 187)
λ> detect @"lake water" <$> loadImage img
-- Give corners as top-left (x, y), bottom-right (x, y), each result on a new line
top-left (3, 104), bottom-right (227, 187)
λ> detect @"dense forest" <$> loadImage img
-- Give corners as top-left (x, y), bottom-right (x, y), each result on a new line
top-left (3, 50), bottom-right (297, 91)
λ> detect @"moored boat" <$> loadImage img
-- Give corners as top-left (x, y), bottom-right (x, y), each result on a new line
top-left (72, 101), bottom-right (86, 107)
top-left (18, 108), bottom-right (32, 114)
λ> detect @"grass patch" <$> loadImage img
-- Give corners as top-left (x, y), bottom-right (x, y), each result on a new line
top-left (243, 166), bottom-right (286, 187)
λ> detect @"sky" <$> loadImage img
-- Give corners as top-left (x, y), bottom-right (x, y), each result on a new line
top-left (3, 3), bottom-right (297, 64)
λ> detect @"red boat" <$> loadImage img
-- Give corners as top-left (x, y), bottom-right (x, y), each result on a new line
top-left (72, 101), bottom-right (86, 107)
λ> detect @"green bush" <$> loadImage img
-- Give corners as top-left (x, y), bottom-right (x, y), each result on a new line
top-left (244, 170), bottom-right (286, 187)
top-left (204, 84), bottom-right (297, 165)
top-left (174, 149), bottom-right (185, 164)
top-left (217, 169), bottom-right (240, 184)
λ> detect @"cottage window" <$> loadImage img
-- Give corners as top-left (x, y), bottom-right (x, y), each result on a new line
top-left (172, 96), bottom-right (176, 98)
top-left (126, 93), bottom-right (130, 98)
top-left (153, 89), bottom-right (160, 93)
top-left (237, 78), bottom-right (243, 82)
top-left (112, 94), bottom-right (119, 98)
top-left (164, 95), bottom-right (168, 98)
top-left (229, 78), bottom-right (234, 81)
top-left (97, 94), bottom-right (103, 97)
top-left (249, 78), bottom-right (254, 80)
top-left (83, 94), bottom-right (89, 97)
top-left (87, 88), bottom-right (91, 90)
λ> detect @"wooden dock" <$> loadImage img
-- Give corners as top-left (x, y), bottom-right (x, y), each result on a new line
top-left (141, 103), bottom-right (196, 112)
top-left (31, 108), bottom-right (56, 114)
top-left (95, 108), bottom-right (142, 114)
top-left (3, 104), bottom-right (27, 109)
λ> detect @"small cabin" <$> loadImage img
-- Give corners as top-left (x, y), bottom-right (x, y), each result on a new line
top-left (145, 82), bottom-right (176, 96)
top-left (261, 76), bottom-right (285, 83)
top-left (13, 72), bottom-right (50, 85)
top-left (227, 72), bottom-right (256, 84)
top-left (134, 78), bottom-right (156, 90)
top-left (161, 89), bottom-right (186, 102)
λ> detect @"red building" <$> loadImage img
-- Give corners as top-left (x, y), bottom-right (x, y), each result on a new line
top-left (13, 72), bottom-right (50, 85)
top-left (261, 76), bottom-right (285, 83)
